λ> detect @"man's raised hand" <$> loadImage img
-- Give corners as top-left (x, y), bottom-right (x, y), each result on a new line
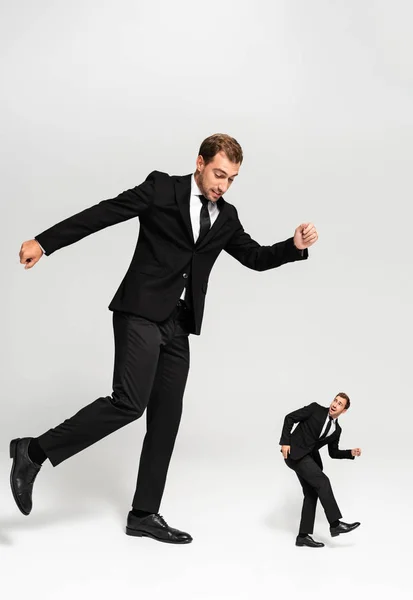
top-left (294, 223), bottom-right (318, 250)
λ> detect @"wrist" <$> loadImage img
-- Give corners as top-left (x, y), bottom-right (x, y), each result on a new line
top-left (34, 238), bottom-right (46, 255)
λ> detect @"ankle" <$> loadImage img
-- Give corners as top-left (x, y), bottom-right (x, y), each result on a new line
top-left (131, 509), bottom-right (153, 518)
top-left (28, 438), bottom-right (47, 465)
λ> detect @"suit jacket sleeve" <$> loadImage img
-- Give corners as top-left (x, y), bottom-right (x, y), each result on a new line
top-left (224, 209), bottom-right (308, 271)
top-left (34, 171), bottom-right (156, 256)
top-left (279, 402), bottom-right (317, 446)
top-left (328, 430), bottom-right (354, 459)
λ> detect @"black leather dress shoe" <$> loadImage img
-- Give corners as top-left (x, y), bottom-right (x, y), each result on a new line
top-left (330, 521), bottom-right (361, 537)
top-left (10, 438), bottom-right (42, 516)
top-left (295, 535), bottom-right (325, 548)
top-left (126, 512), bottom-right (193, 544)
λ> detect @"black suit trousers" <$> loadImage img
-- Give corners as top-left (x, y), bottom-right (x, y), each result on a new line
top-left (285, 454), bottom-right (342, 533)
top-left (37, 303), bottom-right (191, 513)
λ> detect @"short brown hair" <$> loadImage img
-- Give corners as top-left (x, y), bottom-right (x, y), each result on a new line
top-left (198, 133), bottom-right (243, 165)
top-left (336, 392), bottom-right (350, 409)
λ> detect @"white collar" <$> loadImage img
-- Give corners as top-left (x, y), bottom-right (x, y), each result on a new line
top-left (191, 174), bottom-right (203, 198)
top-left (328, 412), bottom-right (337, 423)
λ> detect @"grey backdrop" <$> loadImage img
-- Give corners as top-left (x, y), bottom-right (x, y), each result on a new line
top-left (1, 1), bottom-right (412, 599)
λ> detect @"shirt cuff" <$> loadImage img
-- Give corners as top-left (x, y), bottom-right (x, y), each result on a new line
top-left (35, 238), bottom-right (47, 256)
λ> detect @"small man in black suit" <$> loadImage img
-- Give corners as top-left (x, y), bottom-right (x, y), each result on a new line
top-left (280, 392), bottom-right (362, 547)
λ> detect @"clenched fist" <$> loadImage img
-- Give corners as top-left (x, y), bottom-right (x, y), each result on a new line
top-left (19, 239), bottom-right (44, 270)
top-left (294, 223), bottom-right (318, 250)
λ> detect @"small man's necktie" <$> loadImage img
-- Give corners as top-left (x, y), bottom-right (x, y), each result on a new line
top-left (320, 416), bottom-right (334, 439)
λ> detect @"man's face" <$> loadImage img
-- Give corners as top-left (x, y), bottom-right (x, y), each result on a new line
top-left (195, 151), bottom-right (240, 202)
top-left (329, 395), bottom-right (348, 418)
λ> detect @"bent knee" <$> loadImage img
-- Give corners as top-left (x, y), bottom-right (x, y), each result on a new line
top-left (110, 391), bottom-right (145, 419)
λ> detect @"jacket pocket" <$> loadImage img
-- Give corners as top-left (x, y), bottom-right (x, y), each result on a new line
top-left (135, 263), bottom-right (166, 277)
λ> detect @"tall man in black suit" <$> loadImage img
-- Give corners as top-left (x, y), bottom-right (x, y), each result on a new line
top-left (11, 133), bottom-right (319, 543)
top-left (280, 392), bottom-right (362, 548)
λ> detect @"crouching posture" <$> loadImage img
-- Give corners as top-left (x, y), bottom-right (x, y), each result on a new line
top-left (280, 393), bottom-right (361, 548)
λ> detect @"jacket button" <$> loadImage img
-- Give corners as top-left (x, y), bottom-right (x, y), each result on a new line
top-left (183, 273), bottom-right (188, 278)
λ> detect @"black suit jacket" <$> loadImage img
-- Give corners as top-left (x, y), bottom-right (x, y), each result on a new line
top-left (279, 402), bottom-right (354, 468)
top-left (35, 170), bottom-right (308, 334)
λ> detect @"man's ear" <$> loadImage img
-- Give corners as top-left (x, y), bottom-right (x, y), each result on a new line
top-left (196, 155), bottom-right (205, 172)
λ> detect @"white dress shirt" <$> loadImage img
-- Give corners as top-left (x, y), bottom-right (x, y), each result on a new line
top-left (319, 413), bottom-right (337, 438)
top-left (189, 174), bottom-right (220, 242)
top-left (180, 175), bottom-right (220, 300)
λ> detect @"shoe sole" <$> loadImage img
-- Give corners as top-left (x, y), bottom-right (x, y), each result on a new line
top-left (331, 523), bottom-right (360, 537)
top-left (9, 438), bottom-right (30, 516)
top-left (125, 527), bottom-right (192, 544)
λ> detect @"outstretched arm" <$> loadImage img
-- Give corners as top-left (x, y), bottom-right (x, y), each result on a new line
top-left (224, 211), bottom-right (318, 271)
top-left (19, 171), bottom-right (157, 269)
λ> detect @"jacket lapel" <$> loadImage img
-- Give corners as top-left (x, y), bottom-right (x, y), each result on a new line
top-left (174, 176), bottom-right (231, 248)
top-left (196, 197), bottom-right (230, 250)
top-left (174, 174), bottom-right (194, 244)
top-left (317, 407), bottom-right (330, 437)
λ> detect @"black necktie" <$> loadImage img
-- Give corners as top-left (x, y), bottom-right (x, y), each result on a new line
top-left (197, 195), bottom-right (211, 245)
top-left (320, 416), bottom-right (333, 439)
